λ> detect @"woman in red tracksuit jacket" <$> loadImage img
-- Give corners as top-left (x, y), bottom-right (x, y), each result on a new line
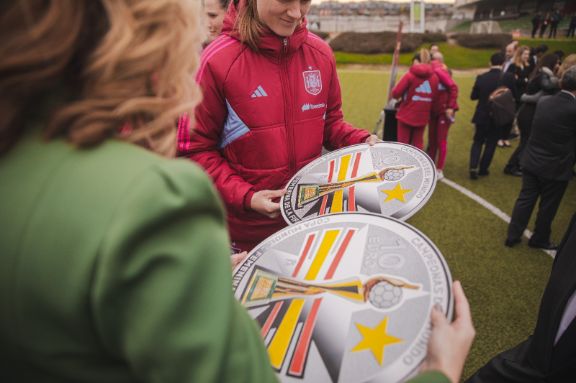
top-left (392, 50), bottom-right (439, 150)
top-left (428, 53), bottom-right (459, 179)
top-left (178, 0), bottom-right (376, 252)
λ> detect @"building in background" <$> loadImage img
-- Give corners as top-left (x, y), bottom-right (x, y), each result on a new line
top-left (308, 1), bottom-right (452, 33)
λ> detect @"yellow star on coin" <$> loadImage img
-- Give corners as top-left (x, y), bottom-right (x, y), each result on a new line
top-left (381, 183), bottom-right (411, 203)
top-left (351, 317), bottom-right (402, 365)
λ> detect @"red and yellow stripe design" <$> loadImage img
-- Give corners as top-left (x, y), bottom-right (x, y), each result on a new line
top-left (260, 228), bottom-right (356, 376)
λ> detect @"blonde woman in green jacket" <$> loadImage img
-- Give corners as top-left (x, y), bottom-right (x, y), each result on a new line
top-left (0, 1), bottom-right (473, 382)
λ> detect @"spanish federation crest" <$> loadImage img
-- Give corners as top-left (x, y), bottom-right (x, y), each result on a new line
top-left (303, 70), bottom-right (322, 95)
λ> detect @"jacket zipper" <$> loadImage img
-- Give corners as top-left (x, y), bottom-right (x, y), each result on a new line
top-left (280, 37), bottom-right (296, 174)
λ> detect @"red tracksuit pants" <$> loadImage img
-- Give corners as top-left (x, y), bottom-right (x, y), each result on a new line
top-left (427, 113), bottom-right (452, 170)
top-left (396, 121), bottom-right (425, 150)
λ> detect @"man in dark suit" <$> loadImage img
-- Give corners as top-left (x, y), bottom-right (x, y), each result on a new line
top-left (469, 52), bottom-right (517, 179)
top-left (531, 13), bottom-right (541, 38)
top-left (505, 66), bottom-right (576, 250)
top-left (467, 211), bottom-right (576, 383)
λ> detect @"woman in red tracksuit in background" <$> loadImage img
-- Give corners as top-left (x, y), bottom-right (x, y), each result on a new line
top-left (392, 49), bottom-right (439, 150)
top-left (428, 52), bottom-right (459, 180)
top-left (178, 0), bottom-right (377, 252)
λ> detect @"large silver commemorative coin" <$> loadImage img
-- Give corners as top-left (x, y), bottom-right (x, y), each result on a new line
top-left (232, 213), bottom-right (453, 383)
top-left (281, 143), bottom-right (436, 224)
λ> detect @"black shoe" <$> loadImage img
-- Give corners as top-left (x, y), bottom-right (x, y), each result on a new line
top-left (504, 168), bottom-right (523, 177)
top-left (505, 238), bottom-right (521, 247)
top-left (479, 169), bottom-right (490, 176)
top-left (528, 241), bottom-right (558, 251)
top-left (470, 169), bottom-right (478, 180)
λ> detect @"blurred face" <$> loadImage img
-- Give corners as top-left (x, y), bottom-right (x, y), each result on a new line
top-left (505, 45), bottom-right (514, 60)
top-left (430, 45), bottom-right (439, 55)
top-left (204, 0), bottom-right (226, 43)
top-left (521, 49), bottom-right (530, 63)
top-left (256, 0), bottom-right (312, 37)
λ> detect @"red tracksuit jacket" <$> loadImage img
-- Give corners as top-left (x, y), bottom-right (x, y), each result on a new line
top-left (430, 60), bottom-right (459, 116)
top-left (392, 63), bottom-right (439, 127)
top-left (178, 2), bottom-right (369, 250)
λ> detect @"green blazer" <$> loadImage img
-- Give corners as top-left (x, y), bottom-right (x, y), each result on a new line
top-left (0, 130), bottom-right (450, 383)
top-left (0, 130), bottom-right (277, 382)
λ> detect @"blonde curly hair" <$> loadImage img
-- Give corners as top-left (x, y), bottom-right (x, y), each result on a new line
top-left (0, 0), bottom-right (203, 157)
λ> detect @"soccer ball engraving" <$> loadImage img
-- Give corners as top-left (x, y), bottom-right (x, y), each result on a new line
top-left (383, 169), bottom-right (405, 182)
top-left (368, 281), bottom-right (403, 309)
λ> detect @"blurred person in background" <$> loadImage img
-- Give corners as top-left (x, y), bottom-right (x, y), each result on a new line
top-left (469, 52), bottom-right (516, 179)
top-left (504, 66), bottom-right (576, 250)
top-left (502, 41), bottom-right (518, 73)
top-left (504, 53), bottom-right (560, 176)
top-left (500, 45), bottom-right (532, 148)
top-left (428, 51), bottom-right (458, 180)
top-left (554, 50), bottom-right (565, 64)
top-left (177, 0), bottom-right (378, 253)
top-left (0, 1), bottom-right (278, 381)
top-left (506, 46), bottom-right (532, 103)
top-left (392, 49), bottom-right (439, 150)
top-left (497, 42), bottom-right (520, 148)
top-left (530, 44), bottom-right (548, 68)
top-left (568, 14), bottom-right (576, 38)
top-left (203, 0), bottom-right (229, 46)
top-left (559, 54), bottom-right (576, 77)
top-left (539, 13), bottom-right (550, 38)
top-left (531, 13), bottom-right (542, 39)
top-left (548, 9), bottom-right (562, 39)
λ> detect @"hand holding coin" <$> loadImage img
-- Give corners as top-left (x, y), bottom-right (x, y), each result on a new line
top-left (421, 281), bottom-right (475, 383)
top-left (250, 189), bottom-right (285, 218)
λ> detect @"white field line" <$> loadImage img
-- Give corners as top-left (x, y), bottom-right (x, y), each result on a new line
top-left (440, 177), bottom-right (556, 258)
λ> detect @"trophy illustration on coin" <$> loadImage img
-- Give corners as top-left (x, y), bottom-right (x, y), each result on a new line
top-left (241, 267), bottom-right (419, 310)
top-left (296, 165), bottom-right (415, 208)
top-left (282, 143), bottom-right (437, 224)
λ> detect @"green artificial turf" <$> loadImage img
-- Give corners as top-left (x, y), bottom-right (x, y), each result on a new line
top-left (337, 68), bottom-right (575, 380)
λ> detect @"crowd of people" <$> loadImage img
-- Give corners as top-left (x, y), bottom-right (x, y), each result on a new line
top-left (466, 40), bottom-right (576, 252)
top-left (531, 10), bottom-right (576, 39)
top-left (0, 0), bottom-right (574, 383)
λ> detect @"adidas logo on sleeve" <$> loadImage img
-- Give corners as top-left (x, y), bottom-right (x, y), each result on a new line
top-left (251, 85), bottom-right (268, 98)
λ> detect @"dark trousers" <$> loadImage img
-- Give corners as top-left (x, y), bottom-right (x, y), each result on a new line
top-left (507, 169), bottom-right (568, 244)
top-left (531, 24), bottom-right (539, 38)
top-left (499, 121), bottom-right (513, 141)
top-left (539, 24), bottom-right (548, 38)
top-left (505, 105), bottom-right (534, 172)
top-left (549, 23), bottom-right (559, 38)
top-left (470, 121), bottom-right (499, 172)
top-left (568, 26), bottom-right (576, 38)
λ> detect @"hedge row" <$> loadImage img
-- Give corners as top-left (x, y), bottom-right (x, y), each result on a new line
top-left (310, 30), bottom-right (330, 40)
top-left (452, 33), bottom-right (513, 49)
top-left (329, 32), bottom-right (447, 54)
